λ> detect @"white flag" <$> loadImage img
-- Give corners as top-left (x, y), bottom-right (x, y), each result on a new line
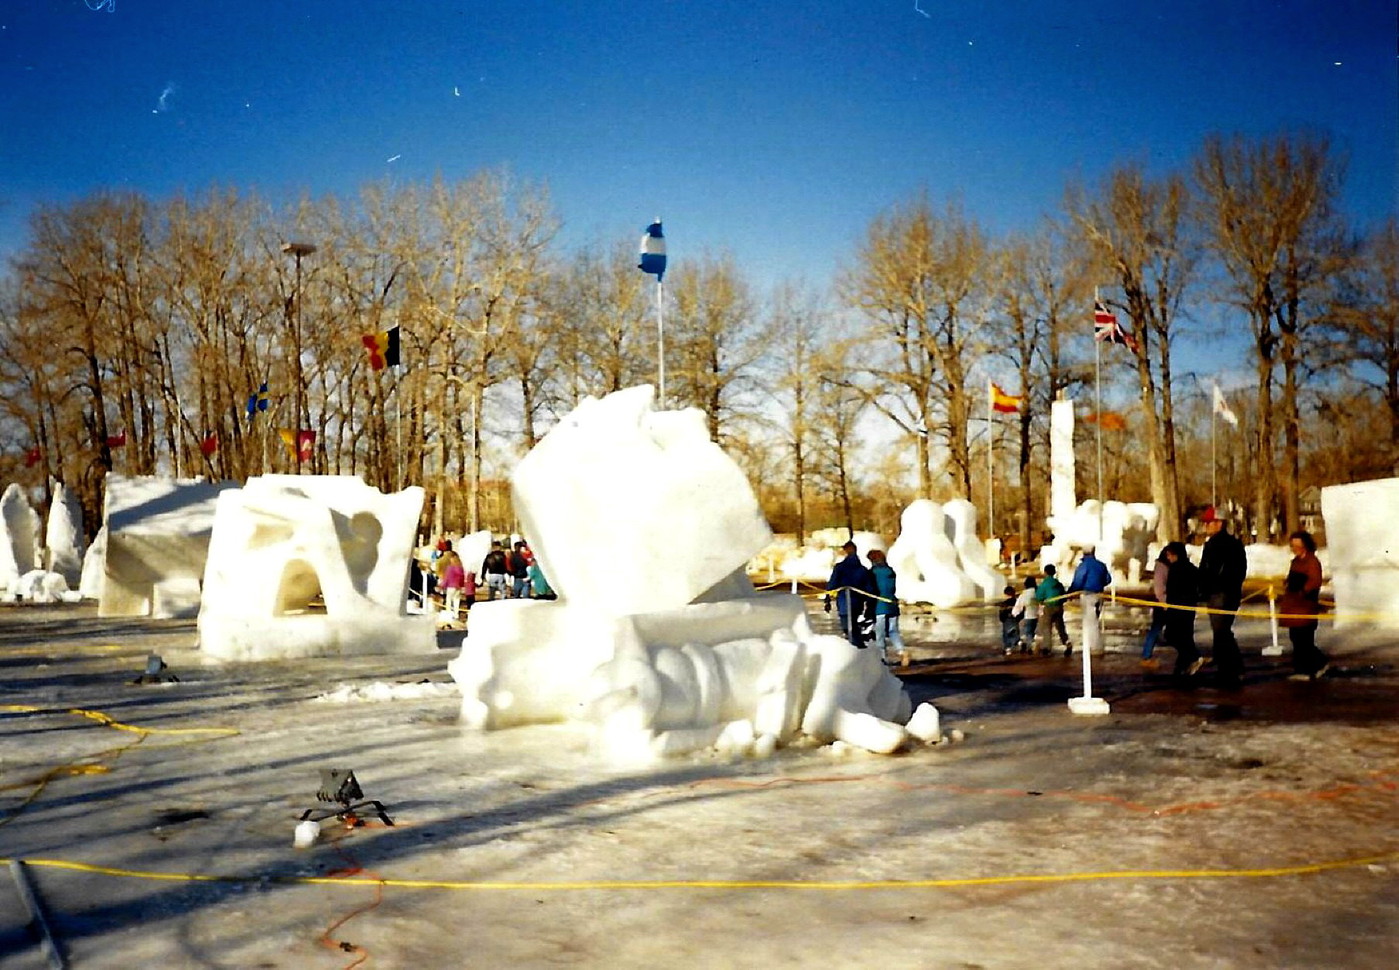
top-left (1212, 382), bottom-right (1239, 428)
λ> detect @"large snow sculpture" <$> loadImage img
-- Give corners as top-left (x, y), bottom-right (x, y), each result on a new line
top-left (886, 500), bottom-right (980, 608)
top-left (199, 475), bottom-right (435, 660)
top-left (0, 483), bottom-right (40, 591)
top-left (448, 386), bottom-right (912, 759)
top-left (1321, 478), bottom-right (1399, 630)
top-left (44, 483), bottom-right (85, 587)
top-left (944, 499), bottom-right (1002, 599)
top-left (100, 475), bottom-right (238, 618)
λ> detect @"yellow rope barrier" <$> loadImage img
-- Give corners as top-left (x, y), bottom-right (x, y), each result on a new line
top-left (1, 850), bottom-right (1393, 892)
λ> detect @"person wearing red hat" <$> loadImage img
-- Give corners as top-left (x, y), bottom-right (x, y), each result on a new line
top-left (1197, 506), bottom-right (1248, 690)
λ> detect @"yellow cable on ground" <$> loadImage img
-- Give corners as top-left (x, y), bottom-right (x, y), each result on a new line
top-left (0, 850), bottom-right (1394, 892)
top-left (0, 704), bottom-right (240, 738)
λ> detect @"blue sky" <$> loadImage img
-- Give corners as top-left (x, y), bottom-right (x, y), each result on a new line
top-left (1, 0), bottom-right (1393, 294)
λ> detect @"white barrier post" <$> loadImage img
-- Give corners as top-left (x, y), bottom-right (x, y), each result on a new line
top-left (1263, 585), bottom-right (1283, 656)
top-left (1068, 594), bottom-right (1110, 715)
top-left (791, 578), bottom-right (798, 595)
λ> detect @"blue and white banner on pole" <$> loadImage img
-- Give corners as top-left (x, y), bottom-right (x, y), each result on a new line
top-left (638, 220), bottom-right (666, 281)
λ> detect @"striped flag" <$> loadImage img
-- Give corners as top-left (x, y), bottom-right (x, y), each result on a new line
top-left (361, 325), bottom-right (401, 371)
top-left (990, 381), bottom-right (1022, 413)
top-left (1093, 301), bottom-right (1139, 353)
top-left (638, 220), bottom-right (666, 281)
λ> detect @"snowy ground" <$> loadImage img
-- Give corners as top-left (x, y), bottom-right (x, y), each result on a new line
top-left (1, 599), bottom-right (1396, 969)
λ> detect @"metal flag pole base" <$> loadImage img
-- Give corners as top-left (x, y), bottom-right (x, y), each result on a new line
top-left (1068, 695), bottom-right (1111, 716)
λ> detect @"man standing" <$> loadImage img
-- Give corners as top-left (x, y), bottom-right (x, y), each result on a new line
top-left (826, 541), bottom-right (874, 647)
top-left (1197, 506), bottom-right (1248, 689)
top-left (1067, 545), bottom-right (1113, 655)
top-left (481, 541), bottom-right (509, 601)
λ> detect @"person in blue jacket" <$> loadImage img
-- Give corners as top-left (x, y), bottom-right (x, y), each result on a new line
top-left (1067, 544), bottom-right (1113, 654)
top-left (826, 541), bottom-right (875, 646)
top-left (867, 549), bottom-right (905, 664)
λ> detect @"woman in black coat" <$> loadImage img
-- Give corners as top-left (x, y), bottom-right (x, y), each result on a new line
top-left (1162, 542), bottom-right (1203, 678)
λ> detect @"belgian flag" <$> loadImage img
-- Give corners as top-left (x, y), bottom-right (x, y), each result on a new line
top-left (362, 326), bottom-right (401, 371)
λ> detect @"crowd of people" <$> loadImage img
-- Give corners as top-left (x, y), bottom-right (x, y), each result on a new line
top-left (417, 535), bottom-right (557, 622)
top-left (826, 510), bottom-right (1330, 686)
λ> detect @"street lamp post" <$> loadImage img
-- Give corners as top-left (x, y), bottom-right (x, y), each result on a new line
top-left (281, 241), bottom-right (316, 473)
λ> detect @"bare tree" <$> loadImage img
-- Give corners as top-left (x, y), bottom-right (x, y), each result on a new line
top-left (843, 195), bottom-right (989, 500)
top-left (1194, 132), bottom-right (1343, 535)
top-left (1067, 164), bottom-right (1195, 541)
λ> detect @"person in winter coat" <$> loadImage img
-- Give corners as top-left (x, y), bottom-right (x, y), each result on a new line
top-left (439, 551), bottom-right (466, 618)
top-left (826, 541), bottom-right (875, 647)
top-left (1197, 506), bottom-right (1248, 689)
top-left (1162, 541), bottom-right (1204, 679)
top-left (867, 549), bottom-right (905, 663)
top-left (1011, 576), bottom-right (1039, 653)
top-left (481, 541), bottom-right (509, 600)
top-left (1036, 565), bottom-right (1072, 656)
top-left (1280, 529), bottom-right (1328, 680)
top-left (508, 541), bottom-right (532, 599)
top-left (1067, 545), bottom-right (1113, 655)
top-left (1140, 548), bottom-right (1170, 669)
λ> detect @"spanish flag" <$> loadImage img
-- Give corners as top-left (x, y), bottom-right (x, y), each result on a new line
top-left (990, 381), bottom-right (1021, 414)
top-left (362, 326), bottom-right (401, 371)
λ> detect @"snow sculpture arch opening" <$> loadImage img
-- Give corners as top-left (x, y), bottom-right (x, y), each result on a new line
top-left (447, 386), bottom-right (915, 760)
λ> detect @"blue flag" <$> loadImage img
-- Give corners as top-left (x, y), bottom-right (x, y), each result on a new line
top-left (246, 382), bottom-right (270, 420)
top-left (638, 220), bottom-right (666, 281)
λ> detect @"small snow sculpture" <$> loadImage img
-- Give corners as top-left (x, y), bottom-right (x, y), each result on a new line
top-left (0, 483), bottom-right (40, 590)
top-left (1321, 478), bottom-right (1399, 630)
top-left (100, 475), bottom-right (238, 617)
top-left (6, 569), bottom-right (73, 604)
top-left (448, 386), bottom-right (912, 759)
top-left (44, 482), bottom-right (85, 587)
top-left (79, 526), bottom-right (106, 600)
top-left (199, 475), bottom-right (435, 660)
top-left (885, 500), bottom-right (980, 607)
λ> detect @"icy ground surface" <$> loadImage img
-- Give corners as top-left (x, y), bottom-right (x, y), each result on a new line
top-left (1, 601), bottom-right (1396, 969)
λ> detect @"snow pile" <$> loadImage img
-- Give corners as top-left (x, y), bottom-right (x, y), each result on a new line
top-left (5, 569), bottom-right (80, 604)
top-left (1044, 499), bottom-right (1158, 578)
top-left (759, 531), bottom-right (887, 583)
top-left (45, 482), bottom-right (85, 586)
top-left (1322, 478), bottom-right (1399, 629)
top-left (0, 483), bottom-right (40, 589)
top-left (313, 680), bottom-right (460, 703)
top-left (199, 475), bottom-right (436, 660)
top-left (100, 475), bottom-right (237, 617)
top-left (449, 385), bottom-right (912, 761)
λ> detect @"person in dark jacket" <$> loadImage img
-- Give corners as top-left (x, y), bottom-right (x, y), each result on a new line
top-left (826, 541), bottom-right (875, 647)
top-left (1162, 541), bottom-right (1204, 679)
top-left (1197, 506), bottom-right (1248, 689)
top-left (1067, 545), bottom-right (1112, 654)
top-left (481, 541), bottom-right (509, 600)
top-left (867, 549), bottom-right (905, 664)
top-left (508, 541), bottom-right (532, 599)
top-left (1281, 529), bottom-right (1328, 680)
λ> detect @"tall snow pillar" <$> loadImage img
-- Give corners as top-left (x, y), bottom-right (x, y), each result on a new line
top-left (1048, 399), bottom-right (1076, 533)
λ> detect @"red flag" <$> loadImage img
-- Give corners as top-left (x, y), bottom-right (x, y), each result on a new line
top-left (24, 446), bottom-right (41, 468)
top-left (106, 431), bottom-right (127, 449)
top-left (200, 433), bottom-right (219, 457)
top-left (1084, 411), bottom-right (1128, 431)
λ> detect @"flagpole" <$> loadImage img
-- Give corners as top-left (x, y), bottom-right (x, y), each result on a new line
top-left (987, 379), bottom-right (994, 540)
top-left (1211, 395), bottom-right (1217, 509)
top-left (656, 278), bottom-right (666, 407)
top-left (394, 364), bottom-right (403, 492)
top-left (1094, 290), bottom-right (1104, 545)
